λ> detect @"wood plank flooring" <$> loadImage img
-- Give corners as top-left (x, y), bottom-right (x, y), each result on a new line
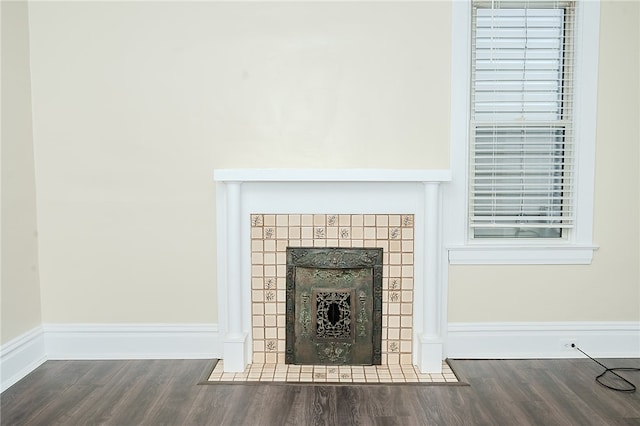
top-left (2, 358), bottom-right (639, 425)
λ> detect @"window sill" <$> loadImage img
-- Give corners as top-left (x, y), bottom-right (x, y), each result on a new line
top-left (447, 244), bottom-right (598, 265)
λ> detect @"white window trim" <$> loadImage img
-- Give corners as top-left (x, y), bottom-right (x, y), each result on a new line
top-left (444, 0), bottom-right (600, 265)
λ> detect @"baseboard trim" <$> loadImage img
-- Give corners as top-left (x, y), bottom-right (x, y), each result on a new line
top-left (447, 321), bottom-right (640, 359)
top-left (2, 323), bottom-right (221, 392)
top-left (43, 323), bottom-right (221, 360)
top-left (4, 321), bottom-right (637, 392)
top-left (1, 327), bottom-right (47, 393)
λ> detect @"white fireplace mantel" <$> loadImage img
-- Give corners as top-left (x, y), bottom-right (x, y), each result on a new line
top-left (213, 169), bottom-right (451, 373)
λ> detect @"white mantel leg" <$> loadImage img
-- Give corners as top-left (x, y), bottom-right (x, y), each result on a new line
top-left (223, 181), bottom-right (248, 372)
top-left (417, 182), bottom-right (444, 373)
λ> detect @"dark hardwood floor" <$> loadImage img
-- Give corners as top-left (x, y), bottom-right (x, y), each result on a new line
top-left (2, 358), bottom-right (639, 425)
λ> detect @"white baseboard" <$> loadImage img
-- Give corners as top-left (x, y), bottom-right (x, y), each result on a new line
top-left (446, 322), bottom-right (640, 359)
top-left (1, 327), bottom-right (47, 393)
top-left (2, 323), bottom-right (220, 392)
top-left (3, 321), bottom-right (637, 392)
top-left (44, 323), bottom-right (221, 360)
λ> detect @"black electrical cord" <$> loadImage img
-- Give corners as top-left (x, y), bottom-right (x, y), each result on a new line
top-left (572, 344), bottom-right (640, 393)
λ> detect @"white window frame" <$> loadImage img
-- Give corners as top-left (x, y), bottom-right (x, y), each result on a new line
top-left (445, 0), bottom-right (600, 265)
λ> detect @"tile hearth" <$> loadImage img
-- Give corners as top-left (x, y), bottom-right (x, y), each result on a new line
top-left (208, 361), bottom-right (459, 384)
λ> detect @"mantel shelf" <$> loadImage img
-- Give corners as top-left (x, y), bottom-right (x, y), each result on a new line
top-left (213, 169), bottom-right (452, 183)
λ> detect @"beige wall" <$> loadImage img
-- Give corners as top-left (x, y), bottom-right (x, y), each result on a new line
top-left (1, 1), bottom-right (43, 344)
top-left (27, 1), bottom-right (450, 324)
top-left (20, 1), bottom-right (639, 326)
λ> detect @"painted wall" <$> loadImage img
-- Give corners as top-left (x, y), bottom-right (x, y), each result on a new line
top-left (22, 1), bottom-right (639, 326)
top-left (27, 1), bottom-right (450, 324)
top-left (1, 1), bottom-right (42, 344)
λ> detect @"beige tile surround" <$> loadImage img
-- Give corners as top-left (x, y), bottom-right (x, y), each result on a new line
top-left (250, 213), bottom-right (415, 366)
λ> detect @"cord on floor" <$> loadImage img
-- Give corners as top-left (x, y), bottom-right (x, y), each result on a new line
top-left (572, 344), bottom-right (639, 393)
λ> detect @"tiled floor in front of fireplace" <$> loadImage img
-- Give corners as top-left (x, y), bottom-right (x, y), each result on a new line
top-left (207, 361), bottom-right (459, 384)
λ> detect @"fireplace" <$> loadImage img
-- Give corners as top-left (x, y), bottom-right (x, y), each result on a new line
top-left (286, 247), bottom-right (383, 365)
top-left (213, 169), bottom-right (451, 373)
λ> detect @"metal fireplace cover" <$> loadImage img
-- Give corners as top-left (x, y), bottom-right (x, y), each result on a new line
top-left (285, 247), bottom-right (382, 365)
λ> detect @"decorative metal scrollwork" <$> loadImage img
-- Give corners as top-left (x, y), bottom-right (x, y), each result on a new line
top-left (299, 291), bottom-right (311, 337)
top-left (316, 342), bottom-right (351, 363)
top-left (288, 248), bottom-right (382, 269)
top-left (356, 291), bottom-right (368, 337)
top-left (315, 291), bottom-right (352, 339)
top-left (312, 269), bottom-right (361, 283)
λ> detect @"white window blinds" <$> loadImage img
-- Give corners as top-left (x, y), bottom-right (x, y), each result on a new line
top-left (470, 1), bottom-right (576, 239)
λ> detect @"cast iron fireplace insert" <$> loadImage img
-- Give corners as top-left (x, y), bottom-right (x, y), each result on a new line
top-left (285, 247), bottom-right (383, 365)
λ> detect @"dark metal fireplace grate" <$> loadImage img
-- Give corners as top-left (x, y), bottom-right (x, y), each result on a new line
top-left (285, 247), bottom-right (382, 365)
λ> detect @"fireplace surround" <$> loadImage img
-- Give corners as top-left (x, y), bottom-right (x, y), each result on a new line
top-left (214, 169), bottom-right (451, 373)
top-left (250, 214), bottom-right (415, 366)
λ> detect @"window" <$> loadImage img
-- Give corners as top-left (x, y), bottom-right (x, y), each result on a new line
top-left (446, 0), bottom-right (599, 263)
top-left (470, 2), bottom-right (575, 239)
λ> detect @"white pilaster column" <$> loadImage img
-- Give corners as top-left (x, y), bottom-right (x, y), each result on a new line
top-left (223, 181), bottom-right (248, 372)
top-left (418, 181), bottom-right (444, 373)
